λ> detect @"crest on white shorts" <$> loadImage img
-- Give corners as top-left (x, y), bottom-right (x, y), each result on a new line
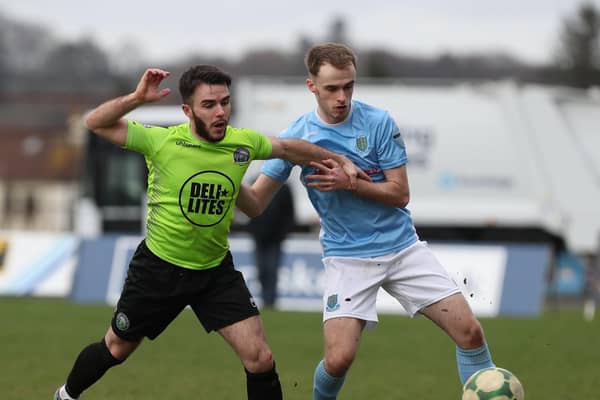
top-left (326, 294), bottom-right (340, 312)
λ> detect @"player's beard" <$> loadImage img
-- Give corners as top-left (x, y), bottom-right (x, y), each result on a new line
top-left (191, 111), bottom-right (226, 143)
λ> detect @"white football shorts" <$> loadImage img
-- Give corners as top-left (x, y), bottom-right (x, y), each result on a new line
top-left (321, 240), bottom-right (461, 329)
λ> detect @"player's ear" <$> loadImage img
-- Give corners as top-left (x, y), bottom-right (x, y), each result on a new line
top-left (306, 78), bottom-right (316, 94)
top-left (181, 103), bottom-right (192, 118)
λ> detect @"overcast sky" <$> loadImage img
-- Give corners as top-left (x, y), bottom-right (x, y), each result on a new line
top-left (1, 0), bottom-right (598, 65)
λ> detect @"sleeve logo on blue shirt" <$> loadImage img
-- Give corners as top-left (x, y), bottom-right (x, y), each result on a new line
top-left (392, 131), bottom-right (406, 149)
top-left (355, 135), bottom-right (369, 152)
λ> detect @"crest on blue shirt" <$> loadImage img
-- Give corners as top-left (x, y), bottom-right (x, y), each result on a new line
top-left (355, 135), bottom-right (368, 152)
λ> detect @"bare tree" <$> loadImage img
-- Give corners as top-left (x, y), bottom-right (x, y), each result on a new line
top-left (43, 38), bottom-right (113, 91)
top-left (327, 16), bottom-right (349, 45)
top-left (555, 2), bottom-right (600, 87)
top-left (0, 13), bottom-right (54, 72)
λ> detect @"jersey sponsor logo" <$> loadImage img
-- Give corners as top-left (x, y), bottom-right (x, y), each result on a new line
top-left (233, 147), bottom-right (250, 165)
top-left (326, 294), bottom-right (340, 312)
top-left (175, 140), bottom-right (203, 149)
top-left (179, 171), bottom-right (235, 227)
top-left (362, 167), bottom-right (379, 175)
top-left (355, 135), bottom-right (369, 152)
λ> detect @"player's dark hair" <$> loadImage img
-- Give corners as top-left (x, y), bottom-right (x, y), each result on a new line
top-left (179, 65), bottom-right (232, 104)
top-left (304, 43), bottom-right (356, 77)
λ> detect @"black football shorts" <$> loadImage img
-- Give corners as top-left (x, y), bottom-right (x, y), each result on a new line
top-left (111, 240), bottom-right (259, 341)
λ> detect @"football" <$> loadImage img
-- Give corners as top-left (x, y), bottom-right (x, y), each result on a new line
top-left (462, 367), bottom-right (524, 400)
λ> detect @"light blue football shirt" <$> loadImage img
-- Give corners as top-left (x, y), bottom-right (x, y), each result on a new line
top-left (262, 100), bottom-right (418, 258)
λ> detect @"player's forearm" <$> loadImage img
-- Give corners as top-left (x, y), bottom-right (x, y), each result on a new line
top-left (236, 184), bottom-right (264, 218)
top-left (85, 92), bottom-right (144, 131)
top-left (278, 139), bottom-right (346, 166)
top-left (351, 179), bottom-right (410, 208)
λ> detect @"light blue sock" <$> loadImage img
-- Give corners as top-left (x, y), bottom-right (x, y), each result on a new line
top-left (313, 359), bottom-right (346, 400)
top-left (456, 343), bottom-right (495, 384)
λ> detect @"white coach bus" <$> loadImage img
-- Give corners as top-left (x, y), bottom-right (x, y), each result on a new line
top-left (74, 78), bottom-right (600, 256)
top-left (235, 78), bottom-right (600, 256)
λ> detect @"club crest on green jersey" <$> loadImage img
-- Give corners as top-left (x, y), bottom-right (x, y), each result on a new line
top-left (233, 147), bottom-right (250, 165)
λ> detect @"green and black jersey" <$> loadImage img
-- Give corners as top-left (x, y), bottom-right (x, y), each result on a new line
top-left (125, 120), bottom-right (272, 270)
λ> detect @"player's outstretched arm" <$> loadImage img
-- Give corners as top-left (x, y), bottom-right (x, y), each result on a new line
top-left (306, 160), bottom-right (410, 208)
top-left (236, 175), bottom-right (283, 218)
top-left (268, 137), bottom-right (370, 190)
top-left (85, 68), bottom-right (172, 146)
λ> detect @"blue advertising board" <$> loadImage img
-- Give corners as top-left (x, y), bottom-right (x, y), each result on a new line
top-left (71, 234), bottom-right (551, 317)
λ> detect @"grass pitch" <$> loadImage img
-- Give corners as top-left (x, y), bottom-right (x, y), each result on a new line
top-left (1, 297), bottom-right (597, 399)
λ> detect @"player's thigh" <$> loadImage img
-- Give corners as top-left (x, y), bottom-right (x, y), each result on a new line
top-left (189, 252), bottom-right (259, 332)
top-left (218, 315), bottom-right (272, 370)
top-left (322, 256), bottom-right (384, 328)
top-left (218, 315), bottom-right (267, 352)
top-left (113, 241), bottom-right (187, 341)
top-left (383, 241), bottom-right (460, 316)
top-left (323, 317), bottom-right (365, 361)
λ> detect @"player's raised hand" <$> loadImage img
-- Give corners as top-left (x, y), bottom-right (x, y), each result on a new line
top-left (133, 68), bottom-right (172, 103)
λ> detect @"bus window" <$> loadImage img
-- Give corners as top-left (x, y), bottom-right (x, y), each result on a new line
top-left (82, 131), bottom-right (146, 233)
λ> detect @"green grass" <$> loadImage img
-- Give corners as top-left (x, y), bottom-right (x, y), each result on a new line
top-left (1, 297), bottom-right (597, 399)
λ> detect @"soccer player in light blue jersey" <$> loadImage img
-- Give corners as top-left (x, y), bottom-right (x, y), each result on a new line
top-left (236, 43), bottom-right (496, 399)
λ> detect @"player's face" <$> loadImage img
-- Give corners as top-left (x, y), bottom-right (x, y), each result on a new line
top-left (307, 62), bottom-right (355, 124)
top-left (183, 83), bottom-right (231, 142)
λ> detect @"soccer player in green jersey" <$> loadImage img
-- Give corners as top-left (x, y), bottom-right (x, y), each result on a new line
top-left (53, 66), bottom-right (366, 400)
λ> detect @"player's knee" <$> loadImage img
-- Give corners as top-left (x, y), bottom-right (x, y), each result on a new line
top-left (456, 318), bottom-right (485, 349)
top-left (106, 342), bottom-right (136, 361)
top-left (105, 331), bottom-right (141, 361)
top-left (256, 347), bottom-right (275, 371)
top-left (244, 345), bottom-right (274, 373)
top-left (324, 352), bottom-right (355, 377)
